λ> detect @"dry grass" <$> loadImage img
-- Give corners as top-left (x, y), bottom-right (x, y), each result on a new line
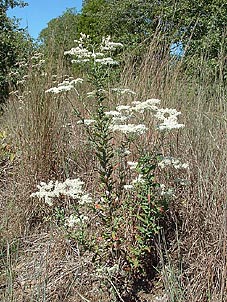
top-left (120, 46), bottom-right (227, 301)
top-left (0, 232), bottom-right (112, 302)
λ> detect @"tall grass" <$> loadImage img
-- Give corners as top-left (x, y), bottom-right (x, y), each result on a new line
top-left (121, 44), bottom-right (227, 301)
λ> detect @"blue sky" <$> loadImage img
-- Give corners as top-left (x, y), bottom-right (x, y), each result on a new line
top-left (7, 0), bottom-right (83, 40)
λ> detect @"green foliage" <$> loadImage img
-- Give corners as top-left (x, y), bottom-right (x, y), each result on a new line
top-left (0, 0), bottom-right (32, 105)
top-left (37, 0), bottom-right (226, 78)
top-left (0, 0), bottom-right (27, 10)
top-left (77, 0), bottom-right (107, 40)
top-left (39, 8), bottom-right (80, 58)
top-left (160, 0), bottom-right (227, 57)
top-left (79, 0), bottom-right (155, 46)
top-left (127, 154), bottom-right (169, 268)
top-left (79, 0), bottom-right (226, 64)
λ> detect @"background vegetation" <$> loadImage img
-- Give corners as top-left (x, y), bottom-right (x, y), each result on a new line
top-left (0, 0), bottom-right (33, 106)
top-left (0, 0), bottom-right (226, 301)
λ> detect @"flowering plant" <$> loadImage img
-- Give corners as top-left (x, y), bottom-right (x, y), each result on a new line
top-left (31, 33), bottom-right (189, 298)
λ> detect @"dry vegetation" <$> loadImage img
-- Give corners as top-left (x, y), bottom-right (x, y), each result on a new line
top-left (0, 35), bottom-right (226, 302)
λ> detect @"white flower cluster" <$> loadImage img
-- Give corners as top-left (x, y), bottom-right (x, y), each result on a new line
top-left (65, 47), bottom-right (93, 58)
top-left (30, 178), bottom-right (92, 206)
top-left (95, 57), bottom-right (118, 65)
top-left (66, 214), bottom-right (89, 228)
top-left (100, 36), bottom-right (123, 51)
top-left (78, 95), bottom-right (184, 136)
top-left (111, 124), bottom-right (148, 135)
top-left (132, 174), bottom-right (145, 184)
top-left (105, 110), bottom-right (121, 117)
top-left (154, 108), bottom-right (184, 130)
top-left (65, 33), bottom-right (94, 60)
top-left (74, 32), bottom-right (90, 44)
top-left (103, 99), bottom-right (159, 135)
top-left (127, 161), bottom-right (138, 170)
top-left (116, 105), bottom-right (131, 112)
top-left (103, 97), bottom-right (184, 133)
top-left (158, 157), bottom-right (189, 169)
top-left (132, 98), bottom-right (161, 113)
top-left (64, 33), bottom-right (122, 65)
top-left (123, 184), bottom-right (134, 190)
top-left (77, 119), bottom-right (95, 126)
top-left (112, 88), bottom-right (136, 95)
top-left (45, 78), bottom-right (83, 94)
top-left (87, 89), bottom-right (106, 98)
top-left (159, 184), bottom-right (176, 198)
top-left (31, 52), bottom-right (43, 61)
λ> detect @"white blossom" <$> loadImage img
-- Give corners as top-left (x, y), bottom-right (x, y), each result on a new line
top-left (90, 52), bottom-right (105, 58)
top-left (70, 78), bottom-right (84, 85)
top-left (72, 58), bottom-right (90, 64)
top-left (65, 34), bottom-right (121, 66)
top-left (154, 108), bottom-right (181, 121)
top-left (45, 86), bottom-right (72, 93)
top-left (158, 157), bottom-right (189, 169)
top-left (159, 184), bottom-right (176, 198)
top-left (123, 149), bottom-right (131, 156)
top-left (132, 174), bottom-right (145, 184)
top-left (116, 105), bottom-right (131, 112)
top-left (123, 184), bottom-right (134, 190)
top-left (78, 194), bottom-right (93, 205)
top-left (77, 119), bottom-right (95, 126)
top-left (64, 47), bottom-right (92, 58)
top-left (111, 124), bottom-right (148, 135)
top-left (74, 32), bottom-right (90, 44)
top-left (31, 52), bottom-right (43, 60)
top-left (112, 115), bottom-right (131, 124)
top-left (95, 57), bottom-right (118, 65)
top-left (45, 78), bottom-right (83, 94)
top-left (87, 89), bottom-right (106, 98)
top-left (65, 214), bottom-right (89, 228)
top-left (30, 178), bottom-right (90, 206)
top-left (105, 111), bottom-right (121, 117)
top-left (127, 161), bottom-right (138, 170)
top-left (154, 108), bottom-right (184, 130)
top-left (132, 99), bottom-right (161, 113)
top-left (100, 36), bottom-right (123, 51)
top-left (157, 118), bottom-right (185, 131)
top-left (66, 215), bottom-right (80, 227)
top-left (112, 88), bottom-right (136, 95)
top-left (83, 119), bottom-right (95, 126)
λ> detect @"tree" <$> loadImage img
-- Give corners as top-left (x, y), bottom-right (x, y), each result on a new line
top-left (79, 0), bottom-right (226, 59)
top-left (78, 0), bottom-right (155, 45)
top-left (77, 0), bottom-right (107, 40)
top-left (0, 0), bottom-right (31, 105)
top-left (155, 0), bottom-right (227, 58)
top-left (38, 0), bottom-right (226, 79)
top-left (39, 8), bottom-right (80, 59)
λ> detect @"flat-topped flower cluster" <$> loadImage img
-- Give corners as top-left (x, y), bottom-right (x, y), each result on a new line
top-left (31, 178), bottom-right (92, 207)
top-left (64, 33), bottom-right (122, 65)
top-left (111, 98), bottom-right (184, 132)
top-left (78, 95), bottom-right (184, 133)
top-left (45, 78), bottom-right (83, 94)
top-left (158, 156), bottom-right (189, 169)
